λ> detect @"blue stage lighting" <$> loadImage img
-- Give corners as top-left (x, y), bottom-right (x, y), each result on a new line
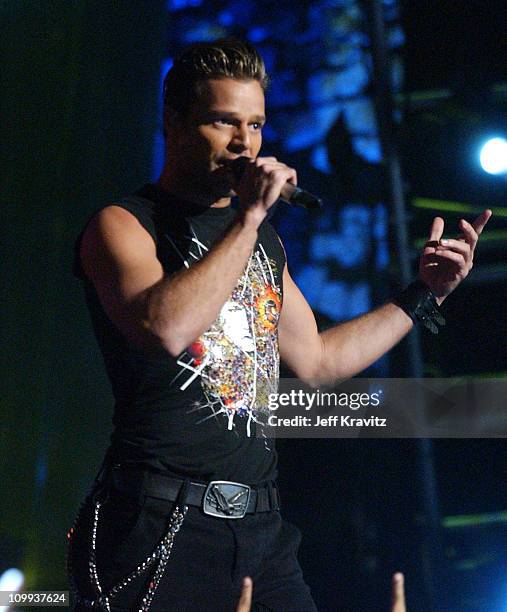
top-left (479, 137), bottom-right (507, 175)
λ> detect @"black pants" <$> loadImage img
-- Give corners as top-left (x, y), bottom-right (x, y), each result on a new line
top-left (67, 476), bottom-right (317, 611)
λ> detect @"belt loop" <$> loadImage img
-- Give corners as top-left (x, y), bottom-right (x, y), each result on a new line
top-left (256, 487), bottom-right (265, 511)
top-left (267, 481), bottom-right (274, 510)
top-left (268, 481), bottom-right (280, 510)
top-left (176, 478), bottom-right (191, 508)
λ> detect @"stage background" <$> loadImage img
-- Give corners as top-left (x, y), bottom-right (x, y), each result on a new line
top-left (2, 1), bottom-right (506, 610)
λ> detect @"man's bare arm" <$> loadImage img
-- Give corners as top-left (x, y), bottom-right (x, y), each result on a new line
top-left (279, 211), bottom-right (491, 384)
top-left (80, 205), bottom-right (259, 355)
top-left (278, 266), bottom-right (412, 382)
top-left (80, 157), bottom-right (297, 356)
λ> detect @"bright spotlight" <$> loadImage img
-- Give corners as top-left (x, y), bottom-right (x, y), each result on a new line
top-left (479, 137), bottom-right (507, 175)
top-left (0, 568), bottom-right (24, 611)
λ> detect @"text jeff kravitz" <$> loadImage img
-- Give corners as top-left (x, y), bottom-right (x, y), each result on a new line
top-left (267, 415), bottom-right (388, 427)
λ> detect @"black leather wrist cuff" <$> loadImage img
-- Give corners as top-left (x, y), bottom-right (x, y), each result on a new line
top-left (394, 280), bottom-right (446, 334)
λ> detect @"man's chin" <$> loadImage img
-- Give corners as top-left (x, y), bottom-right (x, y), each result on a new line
top-left (210, 179), bottom-right (235, 199)
top-left (209, 166), bottom-right (236, 198)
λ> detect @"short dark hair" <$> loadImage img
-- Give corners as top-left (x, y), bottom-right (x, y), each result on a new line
top-left (163, 38), bottom-right (269, 120)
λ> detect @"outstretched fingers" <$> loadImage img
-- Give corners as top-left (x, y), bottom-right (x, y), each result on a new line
top-left (425, 216), bottom-right (445, 249)
top-left (459, 209), bottom-right (492, 253)
top-left (472, 209), bottom-right (493, 235)
top-left (419, 210), bottom-right (492, 298)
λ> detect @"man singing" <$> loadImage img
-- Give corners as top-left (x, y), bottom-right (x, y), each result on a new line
top-left (67, 38), bottom-right (490, 611)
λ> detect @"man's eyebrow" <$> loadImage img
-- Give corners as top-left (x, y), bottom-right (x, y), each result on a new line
top-left (205, 110), bottom-right (266, 123)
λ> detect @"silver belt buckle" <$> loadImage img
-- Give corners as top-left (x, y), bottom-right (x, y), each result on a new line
top-left (203, 480), bottom-right (251, 519)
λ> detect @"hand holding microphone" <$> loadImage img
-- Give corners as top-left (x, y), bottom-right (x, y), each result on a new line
top-left (226, 156), bottom-right (322, 220)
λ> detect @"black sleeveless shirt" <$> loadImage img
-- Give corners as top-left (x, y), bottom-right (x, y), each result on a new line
top-left (73, 185), bottom-right (286, 485)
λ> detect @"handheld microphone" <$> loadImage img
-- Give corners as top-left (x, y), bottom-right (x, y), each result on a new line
top-left (228, 157), bottom-right (323, 210)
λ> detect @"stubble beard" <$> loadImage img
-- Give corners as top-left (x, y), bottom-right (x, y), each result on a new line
top-left (178, 165), bottom-right (234, 205)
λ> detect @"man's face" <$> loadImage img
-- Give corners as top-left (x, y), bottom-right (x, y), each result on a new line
top-left (169, 77), bottom-right (265, 203)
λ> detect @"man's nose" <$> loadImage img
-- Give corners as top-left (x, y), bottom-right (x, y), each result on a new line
top-left (229, 124), bottom-right (251, 153)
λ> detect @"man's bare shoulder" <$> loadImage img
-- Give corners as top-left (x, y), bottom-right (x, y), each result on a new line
top-left (80, 204), bottom-right (157, 280)
top-left (85, 204), bottom-right (154, 241)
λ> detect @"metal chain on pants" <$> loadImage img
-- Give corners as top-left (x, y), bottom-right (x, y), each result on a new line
top-left (67, 499), bottom-right (188, 611)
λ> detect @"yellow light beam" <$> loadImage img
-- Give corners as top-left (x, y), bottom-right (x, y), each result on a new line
top-left (413, 197), bottom-right (507, 218)
top-left (442, 510), bottom-right (507, 529)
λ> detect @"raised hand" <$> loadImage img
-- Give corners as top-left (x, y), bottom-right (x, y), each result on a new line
top-left (234, 156), bottom-right (297, 228)
top-left (234, 573), bottom-right (406, 610)
top-left (391, 572), bottom-right (406, 612)
top-left (236, 576), bottom-right (253, 612)
top-left (419, 210), bottom-right (492, 300)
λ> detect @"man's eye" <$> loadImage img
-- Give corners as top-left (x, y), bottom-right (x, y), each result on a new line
top-left (251, 123), bottom-right (263, 131)
top-left (215, 118), bottom-right (233, 126)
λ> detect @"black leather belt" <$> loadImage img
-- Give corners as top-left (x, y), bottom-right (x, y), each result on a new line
top-left (109, 466), bottom-right (280, 519)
